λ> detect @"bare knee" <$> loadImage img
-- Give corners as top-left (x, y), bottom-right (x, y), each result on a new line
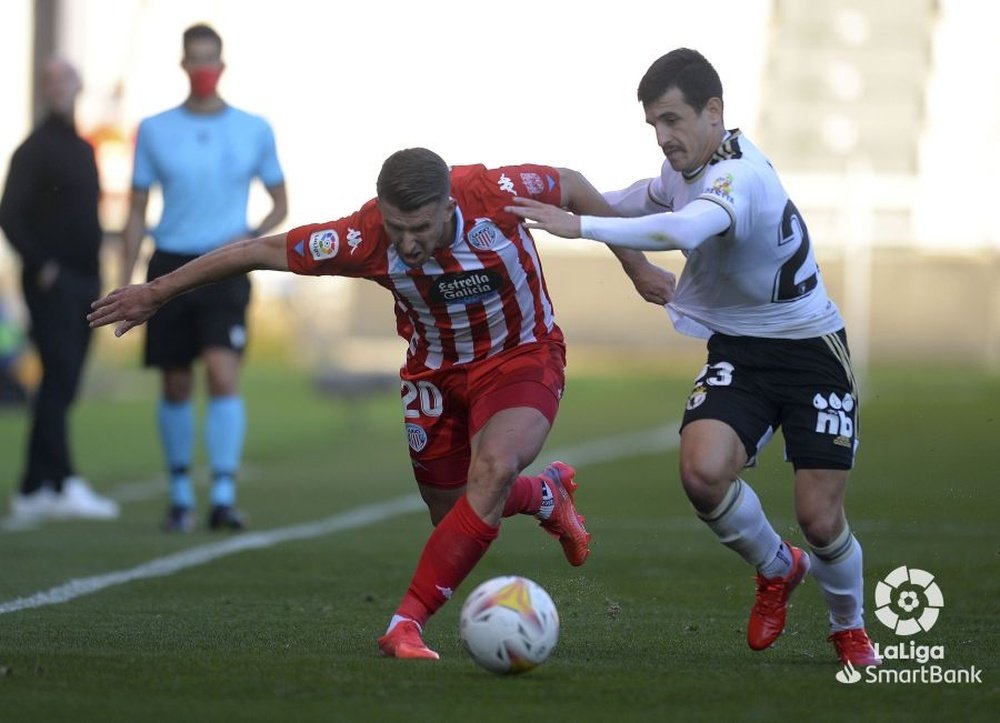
top-left (794, 468), bottom-right (849, 546)
top-left (162, 368), bottom-right (193, 402)
top-left (426, 501), bottom-right (450, 526)
top-left (679, 457), bottom-right (734, 513)
top-left (797, 508), bottom-right (846, 547)
top-left (464, 451), bottom-right (519, 524)
top-left (419, 485), bottom-right (464, 527)
top-left (679, 421), bottom-right (747, 513)
top-left (467, 452), bottom-right (519, 496)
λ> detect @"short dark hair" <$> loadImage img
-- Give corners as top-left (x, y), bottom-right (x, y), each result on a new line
top-left (183, 24), bottom-right (223, 55)
top-left (376, 148), bottom-right (451, 211)
top-left (637, 48), bottom-right (723, 113)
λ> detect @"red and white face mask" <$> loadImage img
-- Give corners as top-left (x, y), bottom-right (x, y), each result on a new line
top-left (187, 66), bottom-right (223, 98)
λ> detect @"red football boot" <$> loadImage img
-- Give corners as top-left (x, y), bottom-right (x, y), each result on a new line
top-left (747, 543), bottom-right (810, 650)
top-left (377, 620), bottom-right (439, 660)
top-left (538, 461), bottom-right (591, 567)
top-left (829, 628), bottom-right (882, 666)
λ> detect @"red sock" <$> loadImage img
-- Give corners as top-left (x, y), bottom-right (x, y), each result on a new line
top-left (502, 474), bottom-right (543, 517)
top-left (396, 495), bottom-right (499, 627)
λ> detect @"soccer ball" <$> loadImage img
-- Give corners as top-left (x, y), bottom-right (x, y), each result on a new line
top-left (459, 575), bottom-right (559, 674)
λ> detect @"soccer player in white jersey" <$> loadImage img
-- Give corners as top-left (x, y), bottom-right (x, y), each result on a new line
top-left (89, 147), bottom-right (671, 660)
top-left (506, 48), bottom-right (881, 667)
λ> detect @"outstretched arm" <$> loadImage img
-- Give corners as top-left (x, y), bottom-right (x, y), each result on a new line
top-left (544, 168), bottom-right (676, 305)
top-left (89, 233), bottom-right (290, 337)
top-left (507, 195), bottom-right (730, 252)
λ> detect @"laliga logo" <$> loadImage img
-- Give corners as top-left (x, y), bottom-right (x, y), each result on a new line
top-left (835, 566), bottom-right (981, 685)
top-left (874, 566), bottom-right (944, 636)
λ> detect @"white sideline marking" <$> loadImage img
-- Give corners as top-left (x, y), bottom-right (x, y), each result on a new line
top-left (0, 496), bottom-right (426, 615)
top-left (0, 424), bottom-right (680, 616)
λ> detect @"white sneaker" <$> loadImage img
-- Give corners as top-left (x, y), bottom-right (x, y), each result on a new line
top-left (10, 486), bottom-right (60, 522)
top-left (52, 476), bottom-right (120, 520)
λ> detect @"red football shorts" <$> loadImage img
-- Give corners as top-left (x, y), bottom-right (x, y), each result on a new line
top-left (399, 340), bottom-right (566, 488)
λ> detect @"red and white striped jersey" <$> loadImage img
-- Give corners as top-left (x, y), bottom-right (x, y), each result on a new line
top-left (286, 164), bottom-right (564, 373)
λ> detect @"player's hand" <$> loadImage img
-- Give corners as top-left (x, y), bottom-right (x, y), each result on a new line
top-left (627, 262), bottom-right (676, 306)
top-left (505, 197), bottom-right (583, 239)
top-left (87, 283), bottom-right (161, 337)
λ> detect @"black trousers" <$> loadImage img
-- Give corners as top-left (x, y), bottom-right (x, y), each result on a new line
top-left (20, 267), bottom-right (99, 494)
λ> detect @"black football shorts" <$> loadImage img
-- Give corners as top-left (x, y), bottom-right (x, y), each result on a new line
top-left (143, 250), bottom-right (251, 368)
top-left (680, 330), bottom-right (858, 470)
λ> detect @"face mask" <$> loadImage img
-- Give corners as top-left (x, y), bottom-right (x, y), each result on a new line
top-left (187, 67), bottom-right (222, 98)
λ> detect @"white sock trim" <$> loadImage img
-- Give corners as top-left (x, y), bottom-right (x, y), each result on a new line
top-left (809, 523), bottom-right (853, 563)
top-left (386, 614), bottom-right (418, 635)
top-left (699, 479), bottom-right (783, 570)
top-left (698, 478), bottom-right (744, 523)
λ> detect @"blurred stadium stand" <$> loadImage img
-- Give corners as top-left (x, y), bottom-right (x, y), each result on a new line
top-left (1, 0), bottom-right (997, 376)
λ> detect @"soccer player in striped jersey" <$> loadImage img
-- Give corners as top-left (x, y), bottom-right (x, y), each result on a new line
top-left (89, 147), bottom-right (672, 659)
top-left (506, 48), bottom-right (881, 668)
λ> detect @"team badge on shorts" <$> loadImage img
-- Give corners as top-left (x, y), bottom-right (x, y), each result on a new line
top-left (406, 423), bottom-right (428, 452)
top-left (686, 384), bottom-right (707, 411)
top-left (229, 325), bottom-right (247, 350)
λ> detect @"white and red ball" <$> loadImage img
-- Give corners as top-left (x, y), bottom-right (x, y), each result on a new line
top-left (459, 575), bottom-right (559, 674)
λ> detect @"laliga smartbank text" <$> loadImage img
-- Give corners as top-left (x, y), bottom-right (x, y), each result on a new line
top-left (862, 641), bottom-right (982, 684)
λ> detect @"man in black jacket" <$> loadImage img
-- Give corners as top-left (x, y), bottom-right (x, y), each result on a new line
top-left (0, 57), bottom-right (119, 523)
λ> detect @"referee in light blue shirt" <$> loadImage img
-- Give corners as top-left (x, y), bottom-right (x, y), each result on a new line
top-left (120, 23), bottom-right (287, 533)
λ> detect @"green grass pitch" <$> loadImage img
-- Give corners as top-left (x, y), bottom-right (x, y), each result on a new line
top-left (0, 361), bottom-right (997, 721)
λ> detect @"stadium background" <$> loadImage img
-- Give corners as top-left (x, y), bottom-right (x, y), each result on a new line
top-left (1, 0), bottom-right (997, 378)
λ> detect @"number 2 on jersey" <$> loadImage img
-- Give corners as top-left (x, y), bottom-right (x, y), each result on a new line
top-left (773, 199), bottom-right (818, 302)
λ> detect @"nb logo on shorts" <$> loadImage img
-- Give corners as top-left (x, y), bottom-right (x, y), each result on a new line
top-left (813, 392), bottom-right (854, 446)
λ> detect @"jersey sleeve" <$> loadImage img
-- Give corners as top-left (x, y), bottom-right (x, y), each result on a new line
top-left (604, 177), bottom-right (670, 216)
top-left (285, 199), bottom-right (382, 277)
top-left (696, 160), bottom-right (755, 238)
top-left (131, 119), bottom-right (156, 191)
top-left (463, 164), bottom-right (561, 231)
top-left (255, 118), bottom-right (285, 188)
top-left (492, 164), bottom-right (562, 205)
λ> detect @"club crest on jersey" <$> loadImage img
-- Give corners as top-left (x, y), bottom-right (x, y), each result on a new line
top-left (347, 227), bottom-right (363, 254)
top-left (467, 219), bottom-right (502, 250)
top-left (429, 269), bottom-right (503, 305)
top-left (309, 229), bottom-right (339, 260)
top-left (705, 173), bottom-right (734, 204)
top-left (520, 172), bottom-right (544, 195)
top-left (406, 423), bottom-right (428, 452)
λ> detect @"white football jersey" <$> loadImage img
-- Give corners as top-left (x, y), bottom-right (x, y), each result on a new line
top-left (612, 130), bottom-right (844, 339)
